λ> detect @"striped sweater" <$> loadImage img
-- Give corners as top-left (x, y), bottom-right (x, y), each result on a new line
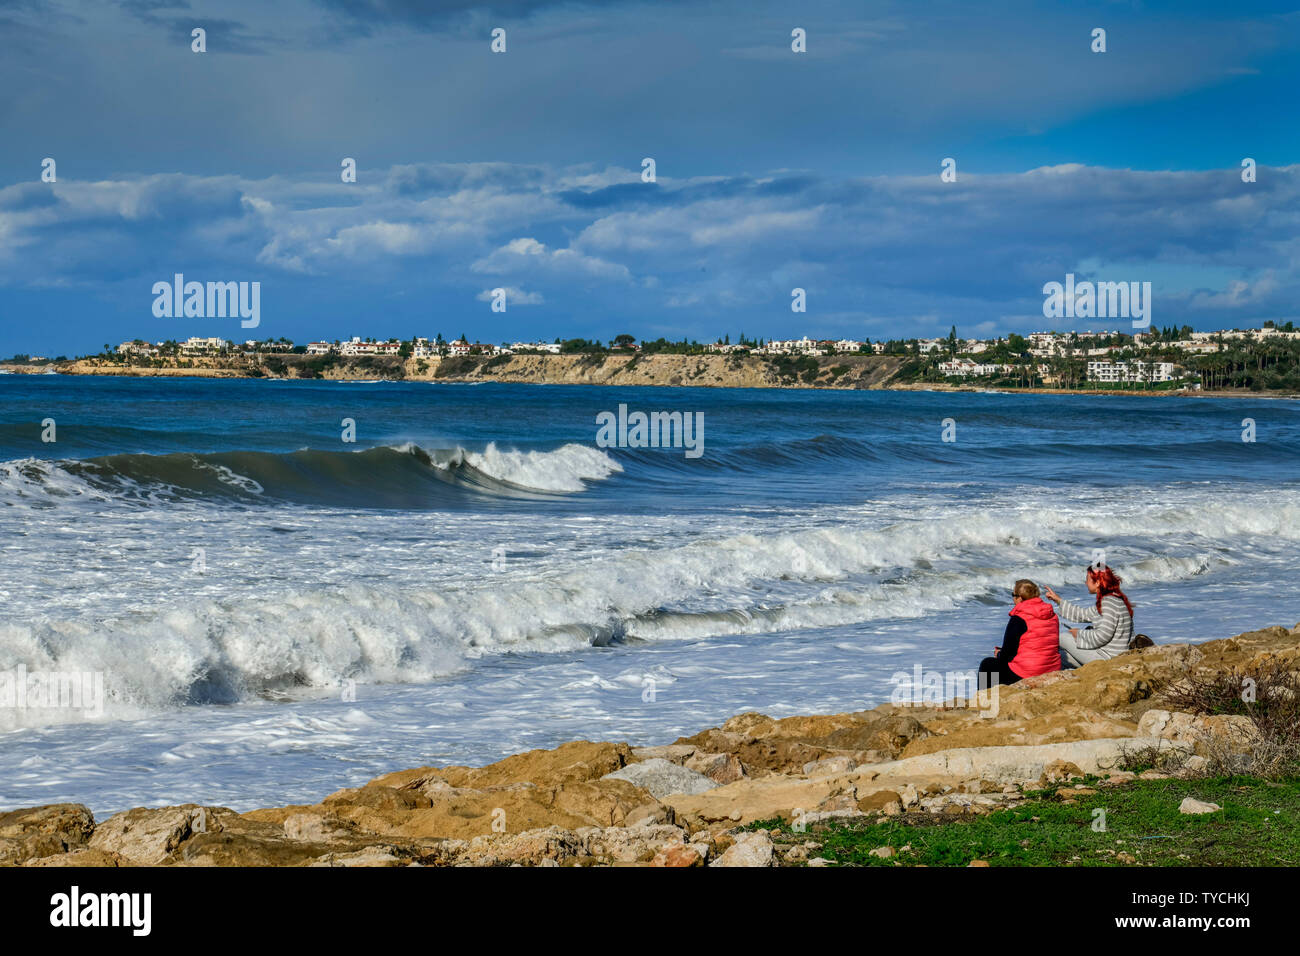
top-left (1057, 594), bottom-right (1133, 655)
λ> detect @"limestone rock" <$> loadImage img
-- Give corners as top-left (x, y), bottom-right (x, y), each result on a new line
top-left (602, 758), bottom-right (718, 799)
top-left (89, 805), bottom-right (222, 865)
top-left (631, 744), bottom-right (697, 765)
top-left (0, 804), bottom-right (96, 866)
top-left (373, 740), bottom-right (636, 792)
top-left (322, 785), bottom-right (432, 811)
top-left (458, 825), bottom-right (586, 866)
top-left (307, 846), bottom-right (409, 867)
top-left (651, 843), bottom-right (707, 867)
top-left (283, 813), bottom-right (356, 843)
top-left (709, 831), bottom-right (774, 867)
top-left (803, 755), bottom-right (857, 776)
top-left (23, 848), bottom-right (133, 867)
top-left (624, 801), bottom-right (676, 828)
top-left (685, 751), bottom-right (746, 785)
top-left (815, 791), bottom-right (859, 813)
top-left (1041, 760), bottom-right (1084, 784)
top-left (1178, 798), bottom-right (1221, 815)
top-left (579, 823), bottom-right (687, 863)
top-left (856, 790), bottom-right (903, 815)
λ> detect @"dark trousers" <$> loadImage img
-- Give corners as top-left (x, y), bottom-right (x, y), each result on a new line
top-left (977, 657), bottom-right (1022, 686)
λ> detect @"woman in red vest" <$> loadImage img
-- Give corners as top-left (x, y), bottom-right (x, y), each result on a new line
top-left (978, 579), bottom-right (1062, 686)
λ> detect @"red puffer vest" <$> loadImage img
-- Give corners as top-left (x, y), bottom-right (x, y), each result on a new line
top-left (1007, 596), bottom-right (1061, 678)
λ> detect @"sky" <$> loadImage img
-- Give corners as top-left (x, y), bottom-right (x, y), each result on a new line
top-left (1, 0), bottom-right (1298, 356)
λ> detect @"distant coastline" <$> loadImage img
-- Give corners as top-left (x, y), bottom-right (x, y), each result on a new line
top-left (1, 352), bottom-right (1291, 399)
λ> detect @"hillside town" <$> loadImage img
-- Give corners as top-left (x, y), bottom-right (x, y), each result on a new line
top-left (78, 322), bottom-right (1300, 392)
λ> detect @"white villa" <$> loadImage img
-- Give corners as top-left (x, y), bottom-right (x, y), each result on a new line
top-left (180, 337), bottom-right (229, 355)
top-left (939, 358), bottom-right (1012, 377)
top-left (116, 340), bottom-right (160, 356)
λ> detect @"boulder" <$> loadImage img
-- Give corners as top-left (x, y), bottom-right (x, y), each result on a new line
top-left (856, 790), bottom-right (903, 815)
top-left (88, 805), bottom-right (219, 865)
top-left (709, 832), bottom-right (774, 867)
top-left (685, 751), bottom-right (746, 785)
top-left (651, 843), bottom-right (706, 867)
top-left (1178, 798), bottom-right (1221, 815)
top-left (0, 804), bottom-right (96, 866)
top-left (624, 801), bottom-right (676, 827)
top-left (803, 756), bottom-right (857, 777)
top-left (602, 758), bottom-right (718, 799)
top-left (89, 804), bottom-right (373, 867)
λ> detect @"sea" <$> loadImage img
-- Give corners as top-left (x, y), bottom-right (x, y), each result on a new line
top-left (1, 375), bottom-right (1298, 816)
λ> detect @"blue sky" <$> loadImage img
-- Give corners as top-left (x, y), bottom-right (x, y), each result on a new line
top-left (1, 0), bottom-right (1298, 355)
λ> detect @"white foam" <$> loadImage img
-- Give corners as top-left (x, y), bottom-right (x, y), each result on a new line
top-left (3, 484), bottom-right (1296, 731)
top-left (461, 442), bottom-right (622, 491)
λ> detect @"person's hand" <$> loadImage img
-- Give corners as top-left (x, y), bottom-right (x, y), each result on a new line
top-left (993, 646), bottom-right (1000, 656)
top-left (1069, 627), bottom-right (1079, 639)
top-left (1043, 586), bottom-right (1060, 603)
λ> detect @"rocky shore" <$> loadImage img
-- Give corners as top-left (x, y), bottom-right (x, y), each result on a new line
top-left (3, 623), bottom-right (1296, 867)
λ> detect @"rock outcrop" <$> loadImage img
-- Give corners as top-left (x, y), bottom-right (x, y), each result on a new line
top-left (4, 622), bottom-right (1297, 867)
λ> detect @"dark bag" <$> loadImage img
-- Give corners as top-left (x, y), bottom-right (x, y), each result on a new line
top-left (1128, 633), bottom-right (1154, 651)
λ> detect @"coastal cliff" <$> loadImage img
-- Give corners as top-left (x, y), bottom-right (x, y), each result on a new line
top-left (4, 622), bottom-right (1297, 867)
top-left (23, 352), bottom-right (911, 389)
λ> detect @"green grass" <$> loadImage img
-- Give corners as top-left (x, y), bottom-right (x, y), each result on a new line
top-left (753, 776), bottom-right (1300, 867)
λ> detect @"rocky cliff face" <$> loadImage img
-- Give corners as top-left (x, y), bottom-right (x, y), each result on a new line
top-left (45, 353), bottom-right (910, 389)
top-left (4, 622), bottom-right (1296, 867)
top-left (413, 352), bottom-right (908, 390)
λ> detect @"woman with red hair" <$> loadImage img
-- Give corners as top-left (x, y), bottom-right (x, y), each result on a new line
top-left (1044, 566), bottom-right (1134, 668)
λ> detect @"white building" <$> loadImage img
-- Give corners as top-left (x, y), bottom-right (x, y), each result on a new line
top-left (306, 341), bottom-right (334, 355)
top-left (116, 340), bottom-right (158, 356)
top-left (339, 337), bottom-right (402, 356)
top-left (939, 358), bottom-right (1012, 377)
top-left (180, 337), bottom-right (229, 355)
top-left (1087, 360), bottom-right (1177, 384)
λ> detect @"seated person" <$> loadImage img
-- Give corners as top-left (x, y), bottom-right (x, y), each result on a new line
top-left (978, 579), bottom-right (1062, 686)
top-left (1044, 565), bottom-right (1135, 668)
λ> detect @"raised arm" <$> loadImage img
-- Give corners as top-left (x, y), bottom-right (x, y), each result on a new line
top-left (1056, 596), bottom-right (1101, 624)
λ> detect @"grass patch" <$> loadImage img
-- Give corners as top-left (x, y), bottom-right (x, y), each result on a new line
top-left (755, 776), bottom-right (1300, 867)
